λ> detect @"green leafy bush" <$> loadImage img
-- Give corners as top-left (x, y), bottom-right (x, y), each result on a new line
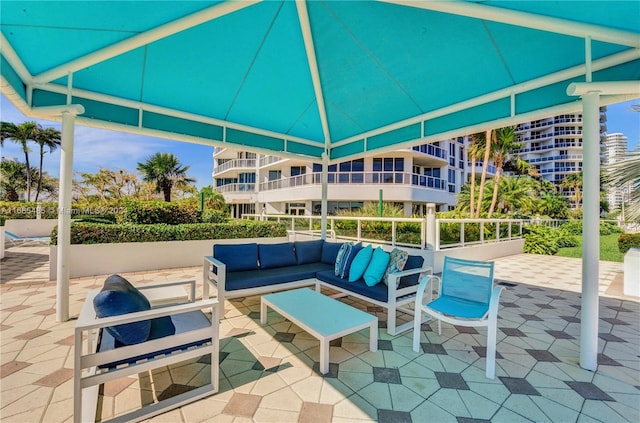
top-left (201, 210), bottom-right (229, 224)
top-left (0, 215), bottom-right (5, 226)
top-left (559, 221), bottom-right (583, 235)
top-left (618, 233), bottom-right (640, 254)
top-left (523, 225), bottom-right (561, 255)
top-left (51, 220), bottom-right (287, 245)
top-left (599, 221), bottom-right (623, 235)
top-left (119, 200), bottom-right (201, 225)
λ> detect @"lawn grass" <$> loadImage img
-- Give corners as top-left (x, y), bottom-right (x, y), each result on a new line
top-left (557, 233), bottom-right (624, 262)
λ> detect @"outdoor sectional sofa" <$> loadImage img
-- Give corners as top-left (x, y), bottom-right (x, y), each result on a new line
top-left (203, 239), bottom-right (431, 335)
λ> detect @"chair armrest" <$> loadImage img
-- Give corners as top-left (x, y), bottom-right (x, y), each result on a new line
top-left (138, 279), bottom-right (196, 304)
top-left (415, 274), bottom-right (441, 308)
top-left (203, 256), bottom-right (226, 304)
top-left (77, 290), bottom-right (218, 332)
top-left (489, 286), bottom-right (505, 316)
top-left (204, 256), bottom-right (226, 274)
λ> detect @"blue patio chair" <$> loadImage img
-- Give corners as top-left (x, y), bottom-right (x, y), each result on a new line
top-left (412, 256), bottom-right (504, 379)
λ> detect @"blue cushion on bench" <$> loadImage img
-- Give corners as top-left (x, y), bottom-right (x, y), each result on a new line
top-left (214, 243), bottom-right (259, 272)
top-left (321, 241), bottom-right (342, 264)
top-left (400, 255), bottom-right (424, 286)
top-left (225, 263), bottom-right (333, 291)
top-left (98, 310), bottom-right (208, 369)
top-left (93, 275), bottom-right (151, 346)
top-left (295, 240), bottom-right (324, 265)
top-left (316, 270), bottom-right (389, 303)
top-left (259, 243), bottom-right (297, 269)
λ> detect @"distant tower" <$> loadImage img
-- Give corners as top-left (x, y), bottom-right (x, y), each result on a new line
top-left (603, 132), bottom-right (630, 212)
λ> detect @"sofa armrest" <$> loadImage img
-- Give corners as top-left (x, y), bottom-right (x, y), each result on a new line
top-left (387, 266), bottom-right (433, 300)
top-left (138, 279), bottom-right (195, 306)
top-left (203, 256), bottom-right (226, 306)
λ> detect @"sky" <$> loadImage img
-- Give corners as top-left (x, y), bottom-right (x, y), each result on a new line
top-left (1, 94), bottom-right (639, 189)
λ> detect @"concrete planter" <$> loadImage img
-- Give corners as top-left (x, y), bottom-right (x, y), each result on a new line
top-left (624, 248), bottom-right (640, 297)
top-left (5, 219), bottom-right (57, 237)
top-left (49, 236), bottom-right (288, 280)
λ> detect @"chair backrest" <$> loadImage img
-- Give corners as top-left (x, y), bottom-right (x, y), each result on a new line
top-left (441, 256), bottom-right (494, 305)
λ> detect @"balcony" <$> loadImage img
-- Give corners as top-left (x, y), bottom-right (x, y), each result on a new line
top-left (213, 158), bottom-right (257, 175)
top-left (411, 144), bottom-right (447, 160)
top-left (213, 183), bottom-right (256, 193)
top-left (259, 155), bottom-right (287, 167)
top-left (259, 171), bottom-right (449, 191)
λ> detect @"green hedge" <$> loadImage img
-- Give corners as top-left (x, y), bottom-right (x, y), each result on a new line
top-left (558, 220), bottom-right (624, 236)
top-left (118, 200), bottom-right (201, 224)
top-left (51, 220), bottom-right (287, 245)
top-left (522, 224), bottom-right (582, 255)
top-left (618, 233), bottom-right (640, 254)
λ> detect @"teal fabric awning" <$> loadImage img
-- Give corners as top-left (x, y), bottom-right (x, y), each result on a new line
top-left (1, 0), bottom-right (638, 161)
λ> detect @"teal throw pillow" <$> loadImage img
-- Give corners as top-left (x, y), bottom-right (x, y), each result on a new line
top-left (348, 245), bottom-right (373, 282)
top-left (364, 248), bottom-right (391, 287)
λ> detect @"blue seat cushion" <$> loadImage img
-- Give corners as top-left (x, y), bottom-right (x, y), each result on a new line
top-left (295, 240), bottom-right (324, 264)
top-left (321, 241), bottom-right (342, 265)
top-left (226, 263), bottom-right (333, 291)
top-left (93, 275), bottom-right (151, 345)
top-left (428, 296), bottom-right (489, 319)
top-left (214, 243), bottom-right (259, 272)
top-left (259, 243), bottom-right (297, 269)
top-left (316, 270), bottom-right (389, 303)
top-left (98, 310), bottom-right (210, 369)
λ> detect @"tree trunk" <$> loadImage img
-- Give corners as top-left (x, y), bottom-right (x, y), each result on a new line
top-left (487, 167), bottom-right (501, 218)
top-left (35, 150), bottom-right (44, 201)
top-left (469, 153), bottom-right (476, 217)
top-left (23, 145), bottom-right (31, 202)
top-left (163, 184), bottom-right (172, 202)
top-left (475, 129), bottom-right (492, 218)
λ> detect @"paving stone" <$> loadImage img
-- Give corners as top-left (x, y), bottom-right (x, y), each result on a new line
top-left (378, 409), bottom-right (413, 423)
top-left (500, 328), bottom-right (527, 337)
top-left (435, 372), bottom-right (469, 390)
top-left (472, 346), bottom-right (503, 359)
top-left (565, 381), bottom-right (615, 401)
top-left (299, 402), bottom-right (333, 423)
top-left (421, 343), bottom-right (447, 355)
top-left (0, 361), bottom-right (31, 378)
top-left (560, 315), bottom-right (581, 323)
top-left (597, 354), bottom-right (622, 366)
top-left (455, 326), bottom-right (479, 334)
top-left (500, 377), bottom-right (540, 396)
top-left (34, 368), bottom-right (74, 387)
top-left (373, 367), bottom-right (402, 384)
top-left (545, 330), bottom-right (575, 340)
top-left (274, 332), bottom-right (296, 342)
top-left (222, 393), bottom-right (262, 418)
top-left (378, 339), bottom-right (393, 351)
top-left (598, 333), bottom-right (627, 342)
top-left (525, 349), bottom-right (561, 362)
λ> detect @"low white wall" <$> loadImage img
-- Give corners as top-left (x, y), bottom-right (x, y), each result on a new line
top-left (624, 248), bottom-right (640, 297)
top-left (49, 237), bottom-right (289, 280)
top-left (5, 219), bottom-right (57, 237)
top-left (433, 239), bottom-right (524, 273)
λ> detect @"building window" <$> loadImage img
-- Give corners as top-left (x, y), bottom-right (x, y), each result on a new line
top-left (268, 170), bottom-right (281, 181)
top-left (448, 169), bottom-right (456, 184)
top-left (373, 158), bottom-right (404, 183)
top-left (290, 166), bottom-right (306, 176)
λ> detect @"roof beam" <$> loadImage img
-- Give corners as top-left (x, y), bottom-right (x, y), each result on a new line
top-left (0, 32), bottom-right (32, 84)
top-left (32, 0), bottom-right (260, 85)
top-left (295, 0), bottom-right (332, 149)
top-left (380, 0), bottom-right (640, 48)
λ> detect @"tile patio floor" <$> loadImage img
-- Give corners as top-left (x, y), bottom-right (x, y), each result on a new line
top-left (1, 245), bottom-right (639, 422)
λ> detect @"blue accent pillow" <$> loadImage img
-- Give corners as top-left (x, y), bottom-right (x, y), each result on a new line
top-left (400, 255), bottom-right (425, 286)
top-left (295, 240), bottom-right (324, 264)
top-left (364, 248), bottom-right (391, 287)
top-left (321, 241), bottom-right (342, 264)
top-left (338, 243), bottom-right (363, 279)
top-left (259, 243), bottom-right (297, 269)
top-left (214, 243), bottom-right (259, 272)
top-left (348, 245), bottom-right (373, 282)
top-left (334, 243), bottom-right (352, 276)
top-left (93, 274), bottom-right (151, 346)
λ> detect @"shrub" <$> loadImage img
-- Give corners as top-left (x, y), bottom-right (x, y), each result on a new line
top-left (618, 233), bottom-right (640, 254)
top-left (201, 210), bottom-right (229, 224)
top-left (119, 200), bottom-right (201, 225)
top-left (51, 220), bottom-right (287, 245)
top-left (559, 221), bottom-right (583, 235)
top-left (0, 216), bottom-right (5, 226)
top-left (523, 225), bottom-right (560, 255)
top-left (599, 221), bottom-right (623, 235)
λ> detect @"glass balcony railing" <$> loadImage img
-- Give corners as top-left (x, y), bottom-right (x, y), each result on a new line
top-left (259, 155), bottom-right (286, 167)
top-left (411, 144), bottom-right (447, 160)
top-left (213, 183), bottom-right (256, 193)
top-left (213, 159), bottom-right (257, 174)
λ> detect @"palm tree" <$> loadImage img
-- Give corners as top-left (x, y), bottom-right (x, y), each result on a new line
top-left (559, 172), bottom-right (583, 207)
top-left (137, 153), bottom-right (195, 202)
top-left (475, 129), bottom-right (494, 218)
top-left (1, 121), bottom-right (40, 201)
top-left (487, 126), bottom-right (516, 217)
top-left (34, 127), bottom-right (61, 201)
top-left (467, 132), bottom-right (485, 218)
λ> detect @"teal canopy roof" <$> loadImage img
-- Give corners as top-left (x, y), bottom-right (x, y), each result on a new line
top-left (1, 0), bottom-right (638, 161)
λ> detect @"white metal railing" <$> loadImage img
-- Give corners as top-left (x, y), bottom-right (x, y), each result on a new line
top-left (259, 155), bottom-right (286, 167)
top-left (213, 183), bottom-right (255, 193)
top-left (243, 214), bottom-right (526, 250)
top-left (258, 171), bottom-right (449, 191)
top-left (213, 159), bottom-right (256, 174)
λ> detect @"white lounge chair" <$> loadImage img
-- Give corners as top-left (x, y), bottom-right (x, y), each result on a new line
top-left (4, 230), bottom-right (50, 246)
top-left (412, 256), bottom-right (504, 379)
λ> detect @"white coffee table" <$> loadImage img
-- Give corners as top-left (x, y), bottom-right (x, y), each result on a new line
top-left (261, 288), bottom-right (378, 374)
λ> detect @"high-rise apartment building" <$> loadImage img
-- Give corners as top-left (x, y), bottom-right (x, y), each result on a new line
top-left (602, 132), bottom-right (631, 212)
top-left (513, 108), bottom-right (607, 207)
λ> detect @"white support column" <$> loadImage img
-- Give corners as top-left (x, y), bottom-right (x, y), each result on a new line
top-left (426, 203), bottom-right (437, 250)
top-left (321, 152), bottom-right (329, 239)
top-left (56, 111), bottom-right (76, 322)
top-left (580, 91), bottom-right (600, 371)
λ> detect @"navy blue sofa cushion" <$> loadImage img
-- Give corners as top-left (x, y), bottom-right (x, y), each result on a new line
top-left (93, 275), bottom-right (151, 345)
top-left (401, 255), bottom-right (424, 286)
top-left (294, 239), bottom-right (324, 265)
top-left (321, 241), bottom-right (342, 264)
top-left (316, 270), bottom-right (389, 303)
top-left (259, 243), bottom-right (297, 269)
top-left (225, 262), bottom-right (332, 291)
top-left (214, 243), bottom-right (259, 272)
top-left (98, 310), bottom-right (207, 369)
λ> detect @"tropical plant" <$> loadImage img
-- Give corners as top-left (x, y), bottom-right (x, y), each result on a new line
top-left (33, 126), bottom-right (61, 201)
top-left (475, 129), bottom-right (494, 218)
top-left (1, 121), bottom-right (40, 201)
top-left (200, 186), bottom-right (229, 211)
top-left (487, 126), bottom-right (516, 217)
top-left (607, 150), bottom-right (640, 222)
top-left (0, 160), bottom-right (28, 201)
top-left (467, 132), bottom-right (485, 218)
top-left (559, 172), bottom-right (583, 207)
top-left (136, 153), bottom-right (195, 202)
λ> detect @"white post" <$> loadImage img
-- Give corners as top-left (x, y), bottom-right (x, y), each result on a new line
top-left (320, 152), bottom-right (328, 239)
top-left (580, 91), bottom-right (600, 371)
top-left (426, 203), bottom-right (436, 250)
top-left (56, 111), bottom-right (75, 322)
